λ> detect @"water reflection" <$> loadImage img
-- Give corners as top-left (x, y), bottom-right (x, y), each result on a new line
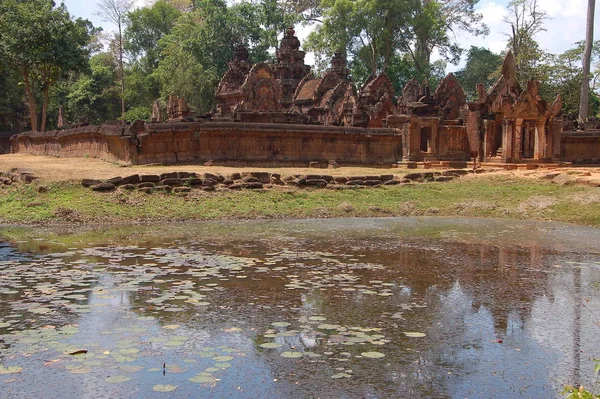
top-left (0, 218), bottom-right (598, 398)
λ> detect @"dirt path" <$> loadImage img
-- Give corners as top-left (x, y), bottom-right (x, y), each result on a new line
top-left (1, 153), bottom-right (600, 185)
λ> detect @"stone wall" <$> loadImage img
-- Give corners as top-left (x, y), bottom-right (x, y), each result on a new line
top-left (12, 121), bottom-right (403, 166)
top-left (10, 125), bottom-right (135, 163)
top-left (561, 130), bottom-right (600, 164)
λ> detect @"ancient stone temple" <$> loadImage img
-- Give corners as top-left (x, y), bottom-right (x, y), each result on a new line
top-left (215, 45), bottom-right (252, 118)
top-left (292, 53), bottom-right (358, 126)
top-left (387, 74), bottom-right (470, 162)
top-left (274, 27), bottom-right (312, 108)
top-left (467, 51), bottom-right (562, 163)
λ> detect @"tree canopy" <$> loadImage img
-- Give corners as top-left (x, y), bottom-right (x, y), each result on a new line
top-left (0, 0), bottom-right (597, 131)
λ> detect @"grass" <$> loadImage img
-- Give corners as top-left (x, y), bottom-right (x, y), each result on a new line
top-left (1, 174), bottom-right (599, 226)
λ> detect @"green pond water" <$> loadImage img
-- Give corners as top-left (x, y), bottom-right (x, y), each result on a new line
top-left (0, 218), bottom-right (599, 398)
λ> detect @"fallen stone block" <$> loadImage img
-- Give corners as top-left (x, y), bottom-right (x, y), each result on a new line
top-left (154, 185), bottom-right (172, 192)
top-left (140, 175), bottom-right (160, 183)
top-left (82, 179), bottom-right (102, 187)
top-left (138, 182), bottom-right (155, 189)
top-left (122, 175), bottom-right (140, 185)
top-left (121, 184), bottom-right (136, 190)
top-left (161, 178), bottom-right (183, 187)
top-left (106, 176), bottom-right (123, 186)
top-left (305, 179), bottom-right (328, 187)
top-left (173, 187), bottom-right (191, 193)
top-left (404, 173), bottom-right (423, 180)
top-left (160, 172), bottom-right (178, 180)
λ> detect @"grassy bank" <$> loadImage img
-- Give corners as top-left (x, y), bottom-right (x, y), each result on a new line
top-left (1, 174), bottom-right (599, 226)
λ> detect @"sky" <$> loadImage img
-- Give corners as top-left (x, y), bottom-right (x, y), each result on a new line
top-left (63, 0), bottom-right (600, 72)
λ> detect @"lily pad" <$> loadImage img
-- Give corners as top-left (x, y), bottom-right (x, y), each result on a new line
top-left (105, 376), bottom-right (132, 383)
top-left (189, 374), bottom-right (216, 384)
top-left (331, 373), bottom-right (352, 379)
top-left (260, 342), bottom-right (283, 349)
top-left (271, 322), bottom-right (291, 328)
top-left (0, 365), bottom-right (23, 375)
top-left (153, 384), bottom-right (178, 392)
top-left (404, 332), bottom-right (426, 338)
top-left (281, 351), bottom-right (303, 359)
top-left (361, 351), bottom-right (385, 359)
top-left (212, 356), bottom-right (233, 362)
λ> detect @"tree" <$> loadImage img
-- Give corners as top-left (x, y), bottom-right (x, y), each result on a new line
top-left (306, 0), bottom-right (487, 84)
top-left (504, 0), bottom-right (549, 80)
top-left (125, 1), bottom-right (181, 70)
top-left (156, 0), bottom-right (276, 113)
top-left (578, 0), bottom-right (596, 123)
top-left (455, 46), bottom-right (504, 99)
top-left (409, 0), bottom-right (488, 79)
top-left (0, 0), bottom-right (93, 132)
top-left (67, 53), bottom-right (122, 124)
top-left (306, 0), bottom-right (417, 77)
top-left (96, 0), bottom-right (136, 118)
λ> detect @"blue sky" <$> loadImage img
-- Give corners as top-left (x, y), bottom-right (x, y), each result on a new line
top-left (63, 0), bottom-right (600, 71)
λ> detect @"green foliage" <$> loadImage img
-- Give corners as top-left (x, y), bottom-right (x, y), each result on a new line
top-left (562, 360), bottom-right (600, 398)
top-left (0, 0), bottom-right (93, 131)
top-left (125, 0), bottom-right (182, 71)
top-left (121, 106), bottom-right (151, 122)
top-left (455, 46), bottom-right (504, 100)
top-left (66, 53), bottom-right (121, 124)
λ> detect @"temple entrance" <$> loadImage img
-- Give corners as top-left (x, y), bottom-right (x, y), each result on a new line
top-left (420, 127), bottom-right (432, 153)
top-left (494, 123), bottom-right (503, 157)
top-left (521, 120), bottom-right (536, 159)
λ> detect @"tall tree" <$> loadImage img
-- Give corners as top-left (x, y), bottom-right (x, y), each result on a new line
top-left (578, 0), bottom-right (596, 123)
top-left (0, 0), bottom-right (93, 131)
top-left (410, 0), bottom-right (488, 79)
top-left (96, 0), bottom-right (136, 118)
top-left (504, 0), bottom-right (548, 79)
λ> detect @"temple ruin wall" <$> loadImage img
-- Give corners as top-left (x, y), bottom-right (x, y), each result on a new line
top-left (11, 122), bottom-right (404, 166)
top-left (9, 123), bottom-right (600, 165)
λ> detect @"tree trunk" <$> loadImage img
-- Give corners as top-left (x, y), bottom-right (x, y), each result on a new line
top-left (41, 85), bottom-right (50, 133)
top-left (23, 68), bottom-right (38, 132)
top-left (578, 0), bottom-right (596, 124)
top-left (119, 20), bottom-right (125, 118)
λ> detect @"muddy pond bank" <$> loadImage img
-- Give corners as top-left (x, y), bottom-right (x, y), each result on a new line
top-left (0, 218), bottom-right (599, 398)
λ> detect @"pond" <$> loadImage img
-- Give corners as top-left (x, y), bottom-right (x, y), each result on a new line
top-left (0, 218), bottom-right (599, 398)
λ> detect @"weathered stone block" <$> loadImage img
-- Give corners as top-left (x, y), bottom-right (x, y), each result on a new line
top-left (121, 184), bottom-right (136, 190)
top-left (140, 175), bottom-right (160, 183)
top-left (305, 179), bottom-right (328, 187)
top-left (138, 182), bottom-right (155, 189)
top-left (82, 179), bottom-right (102, 187)
top-left (160, 172), bottom-right (178, 180)
top-left (106, 176), bottom-right (123, 185)
top-left (161, 178), bottom-right (183, 187)
top-left (154, 185), bottom-right (172, 192)
top-left (122, 174), bottom-right (140, 185)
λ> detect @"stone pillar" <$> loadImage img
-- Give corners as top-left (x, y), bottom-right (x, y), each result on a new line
top-left (514, 118), bottom-right (523, 161)
top-left (483, 120), bottom-right (495, 161)
top-left (534, 118), bottom-right (547, 160)
top-left (551, 120), bottom-right (562, 161)
top-left (430, 120), bottom-right (439, 157)
top-left (502, 119), bottom-right (514, 162)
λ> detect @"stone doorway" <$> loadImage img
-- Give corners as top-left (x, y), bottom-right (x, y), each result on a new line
top-left (521, 120), bottom-right (536, 159)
